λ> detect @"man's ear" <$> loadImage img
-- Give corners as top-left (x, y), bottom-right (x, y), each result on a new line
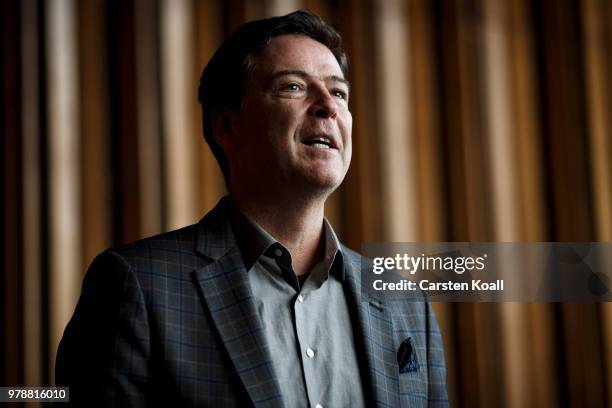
top-left (212, 108), bottom-right (241, 154)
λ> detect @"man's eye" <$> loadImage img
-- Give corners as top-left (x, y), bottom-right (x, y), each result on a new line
top-left (332, 89), bottom-right (348, 100)
top-left (281, 83), bottom-right (302, 92)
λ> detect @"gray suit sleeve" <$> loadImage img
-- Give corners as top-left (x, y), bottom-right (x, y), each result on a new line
top-left (55, 250), bottom-right (152, 407)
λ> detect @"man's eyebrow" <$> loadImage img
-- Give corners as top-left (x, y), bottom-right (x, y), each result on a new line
top-left (271, 70), bottom-right (350, 88)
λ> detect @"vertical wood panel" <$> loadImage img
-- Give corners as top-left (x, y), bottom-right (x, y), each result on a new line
top-left (452, 0), bottom-right (492, 241)
top-left (457, 0), bottom-right (502, 395)
top-left (538, 0), bottom-right (606, 406)
top-left (2, 0), bottom-right (24, 387)
top-left (509, 0), bottom-right (547, 241)
top-left (79, 0), bottom-right (112, 266)
top-left (46, 0), bottom-right (81, 382)
top-left (604, 6), bottom-right (612, 401)
top-left (21, 0), bottom-right (44, 387)
top-left (538, 0), bottom-right (592, 240)
top-left (581, 1), bottom-right (612, 405)
top-left (508, 0), bottom-right (558, 406)
top-left (582, 0), bottom-right (612, 242)
top-left (604, 304), bottom-right (612, 407)
top-left (483, 0), bottom-right (518, 241)
top-left (528, 303), bottom-right (560, 407)
top-left (161, 0), bottom-right (200, 230)
top-left (408, 0), bottom-right (446, 242)
top-left (135, 0), bottom-right (163, 236)
top-left (108, 0), bottom-right (142, 243)
top-left (440, 1), bottom-right (502, 406)
top-left (482, 2), bottom-right (533, 407)
top-left (374, 0), bottom-right (418, 241)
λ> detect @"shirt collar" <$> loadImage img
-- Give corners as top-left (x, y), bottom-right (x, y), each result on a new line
top-left (227, 197), bottom-right (345, 280)
top-left (322, 217), bottom-right (345, 281)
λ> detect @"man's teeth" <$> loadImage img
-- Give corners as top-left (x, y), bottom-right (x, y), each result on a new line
top-left (312, 142), bottom-right (330, 149)
top-left (305, 137), bottom-right (332, 148)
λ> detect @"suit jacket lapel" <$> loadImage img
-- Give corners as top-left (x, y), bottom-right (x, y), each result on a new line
top-left (342, 251), bottom-right (400, 408)
top-left (192, 199), bottom-right (284, 408)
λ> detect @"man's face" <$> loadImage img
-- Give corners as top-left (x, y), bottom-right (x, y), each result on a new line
top-left (226, 34), bottom-right (352, 196)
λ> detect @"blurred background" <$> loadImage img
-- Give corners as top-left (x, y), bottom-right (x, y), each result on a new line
top-left (1, 0), bottom-right (611, 406)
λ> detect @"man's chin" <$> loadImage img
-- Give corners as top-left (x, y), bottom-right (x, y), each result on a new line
top-left (298, 171), bottom-right (345, 195)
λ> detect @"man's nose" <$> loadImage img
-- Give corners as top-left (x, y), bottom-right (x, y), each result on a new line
top-left (308, 88), bottom-right (338, 119)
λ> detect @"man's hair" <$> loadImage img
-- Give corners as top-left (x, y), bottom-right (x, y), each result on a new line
top-left (198, 10), bottom-right (348, 186)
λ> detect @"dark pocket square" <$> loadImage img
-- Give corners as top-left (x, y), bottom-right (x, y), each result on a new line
top-left (397, 337), bottom-right (419, 373)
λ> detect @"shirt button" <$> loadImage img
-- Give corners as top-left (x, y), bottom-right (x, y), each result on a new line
top-left (306, 348), bottom-right (315, 358)
top-left (315, 404), bottom-right (323, 408)
top-left (297, 294), bottom-right (304, 303)
top-left (274, 248), bottom-right (283, 257)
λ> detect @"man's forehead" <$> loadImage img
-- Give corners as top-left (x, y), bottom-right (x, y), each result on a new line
top-left (252, 34), bottom-right (344, 79)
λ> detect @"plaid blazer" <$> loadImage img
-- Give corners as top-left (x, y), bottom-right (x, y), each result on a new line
top-left (56, 198), bottom-right (448, 407)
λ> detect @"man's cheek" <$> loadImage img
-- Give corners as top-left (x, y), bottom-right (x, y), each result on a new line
top-left (346, 111), bottom-right (353, 130)
top-left (344, 143), bottom-right (353, 169)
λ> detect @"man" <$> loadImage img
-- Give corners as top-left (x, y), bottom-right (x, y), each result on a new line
top-left (56, 10), bottom-right (448, 407)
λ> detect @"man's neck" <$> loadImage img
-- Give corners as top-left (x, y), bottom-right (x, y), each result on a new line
top-left (230, 190), bottom-right (327, 276)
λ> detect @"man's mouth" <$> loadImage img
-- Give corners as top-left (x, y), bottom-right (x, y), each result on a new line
top-left (302, 136), bottom-right (335, 149)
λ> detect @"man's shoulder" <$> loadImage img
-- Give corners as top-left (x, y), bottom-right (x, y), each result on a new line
top-left (339, 243), bottom-right (362, 270)
top-left (91, 225), bottom-right (206, 283)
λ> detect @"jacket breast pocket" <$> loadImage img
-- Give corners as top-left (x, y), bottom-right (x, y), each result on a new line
top-left (393, 330), bottom-right (430, 406)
